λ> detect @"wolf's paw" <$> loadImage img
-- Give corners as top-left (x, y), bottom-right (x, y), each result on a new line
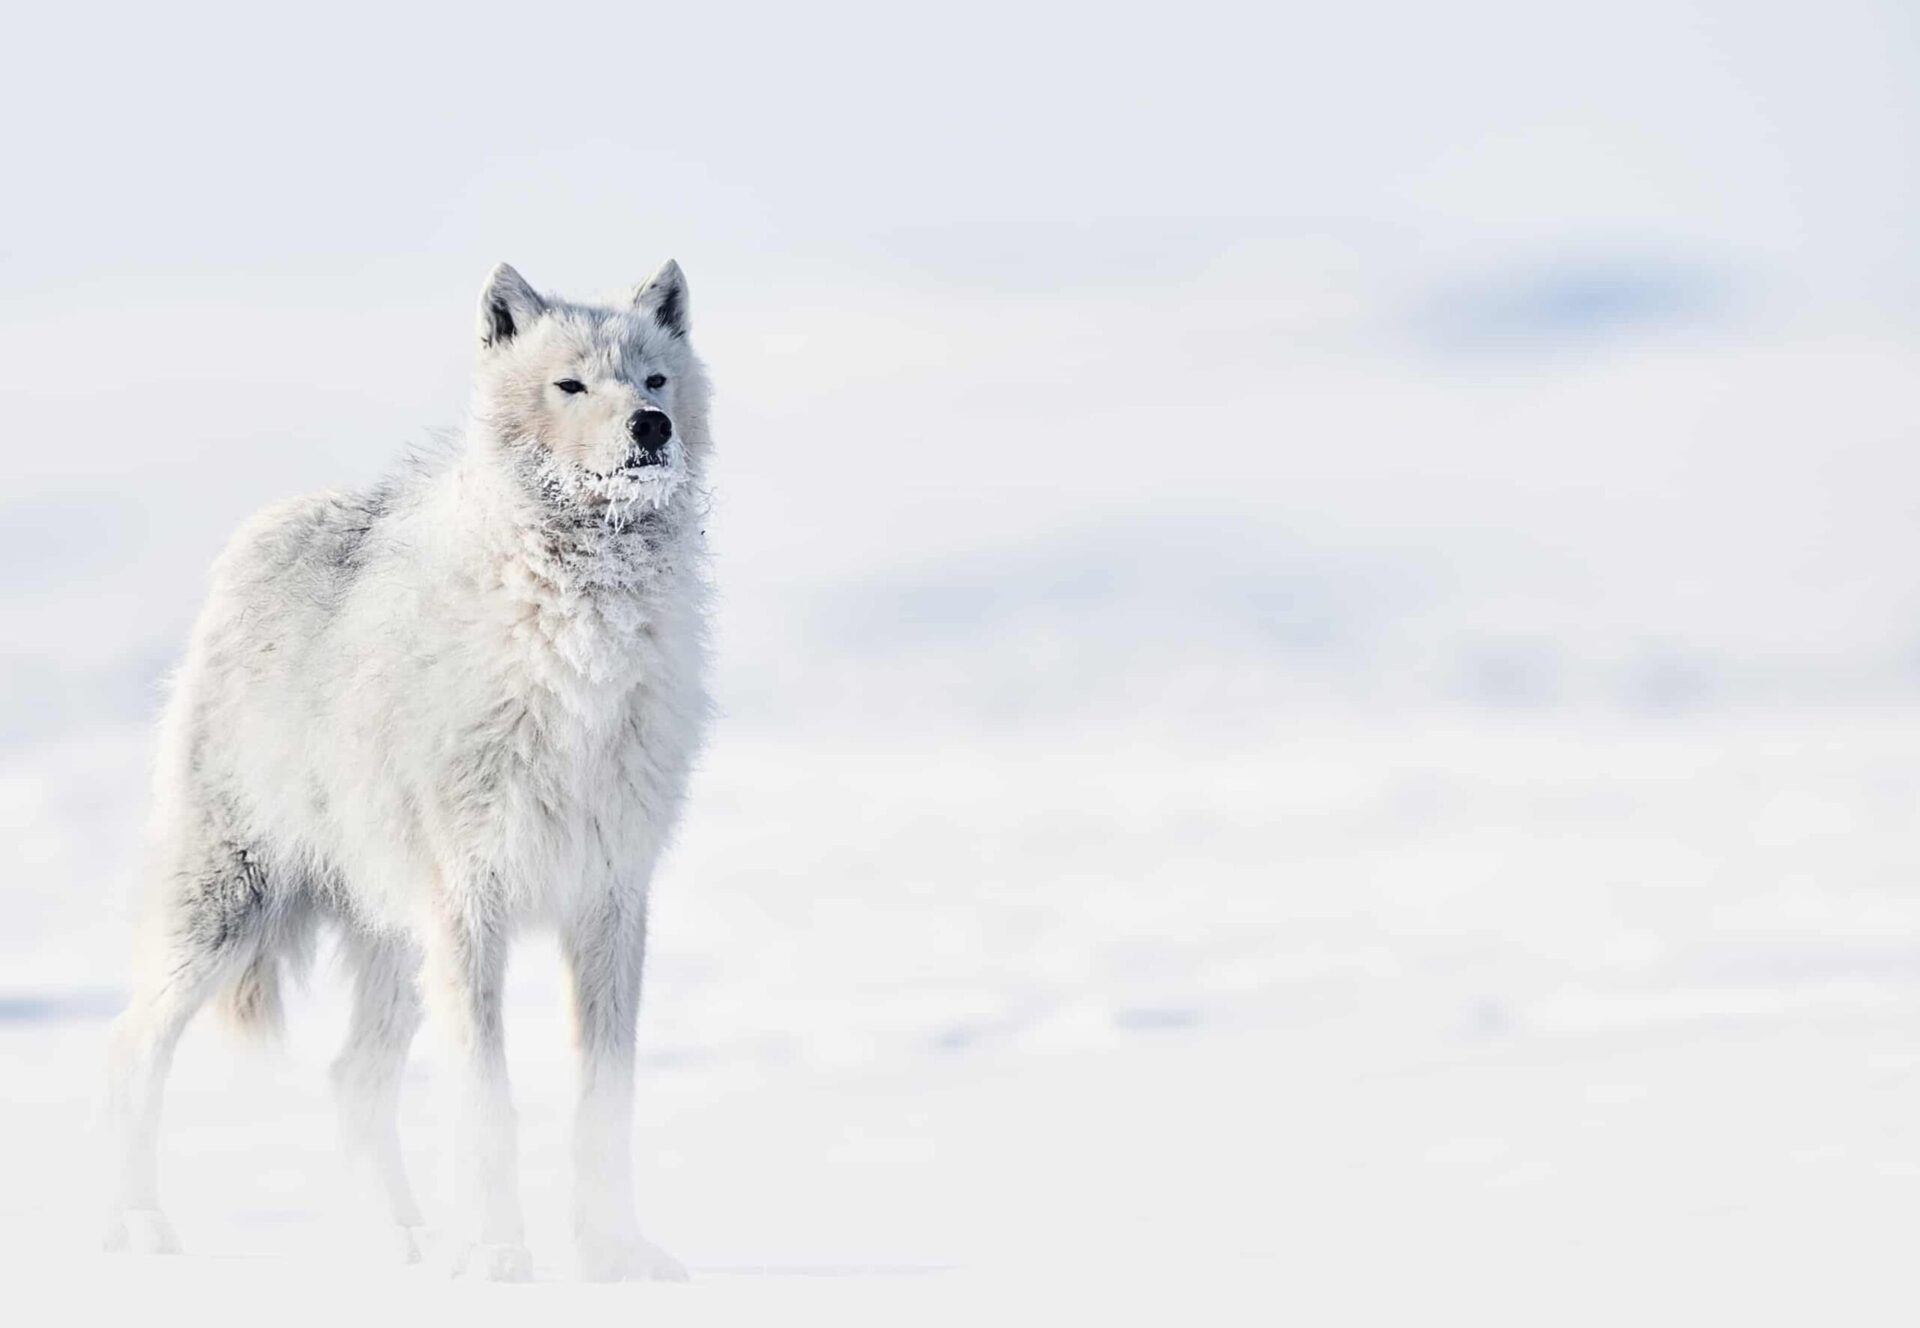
top-left (576, 1231), bottom-right (690, 1283)
top-left (450, 1240), bottom-right (534, 1282)
top-left (392, 1224), bottom-right (430, 1266)
top-left (102, 1207), bottom-right (181, 1255)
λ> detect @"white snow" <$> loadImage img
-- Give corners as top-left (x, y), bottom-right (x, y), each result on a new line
top-left (6, 713), bottom-right (1920, 1322)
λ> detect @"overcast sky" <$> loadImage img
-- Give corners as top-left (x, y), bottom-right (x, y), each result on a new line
top-left (4, 1), bottom-right (1915, 305)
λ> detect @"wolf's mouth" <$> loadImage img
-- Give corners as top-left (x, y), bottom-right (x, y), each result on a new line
top-left (532, 446), bottom-right (684, 522)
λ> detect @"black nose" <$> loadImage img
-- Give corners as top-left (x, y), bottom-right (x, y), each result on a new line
top-left (626, 408), bottom-right (672, 464)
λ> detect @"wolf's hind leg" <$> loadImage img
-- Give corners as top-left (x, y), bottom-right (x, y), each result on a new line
top-left (330, 929), bottom-right (426, 1263)
top-left (104, 891), bottom-right (254, 1253)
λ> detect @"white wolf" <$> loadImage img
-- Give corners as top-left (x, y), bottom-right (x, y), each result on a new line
top-left (103, 261), bottom-right (712, 1282)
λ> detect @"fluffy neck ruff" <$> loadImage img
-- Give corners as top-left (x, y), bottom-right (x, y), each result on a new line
top-left (471, 426), bottom-right (703, 577)
top-left (443, 430), bottom-right (707, 693)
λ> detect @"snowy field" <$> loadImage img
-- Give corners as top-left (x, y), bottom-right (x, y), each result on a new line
top-left (7, 714), bottom-right (1920, 1322)
top-left (6, 1), bottom-right (1920, 1322)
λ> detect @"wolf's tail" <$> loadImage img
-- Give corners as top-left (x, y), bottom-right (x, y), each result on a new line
top-left (213, 952), bottom-right (285, 1041)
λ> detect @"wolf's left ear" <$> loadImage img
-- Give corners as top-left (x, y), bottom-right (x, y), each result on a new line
top-left (478, 262), bottom-right (546, 349)
top-left (634, 260), bottom-right (689, 338)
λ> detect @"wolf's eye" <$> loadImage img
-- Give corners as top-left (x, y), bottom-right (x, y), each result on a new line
top-left (554, 379), bottom-right (588, 395)
top-left (644, 373), bottom-right (667, 391)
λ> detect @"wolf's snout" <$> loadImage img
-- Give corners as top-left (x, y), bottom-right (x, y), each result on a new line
top-left (626, 408), bottom-right (672, 466)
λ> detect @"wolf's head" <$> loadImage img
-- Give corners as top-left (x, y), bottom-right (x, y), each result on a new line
top-left (470, 261), bottom-right (709, 519)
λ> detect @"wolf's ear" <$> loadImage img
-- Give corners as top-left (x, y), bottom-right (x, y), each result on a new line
top-left (478, 263), bottom-right (545, 349)
top-left (634, 259), bottom-right (689, 338)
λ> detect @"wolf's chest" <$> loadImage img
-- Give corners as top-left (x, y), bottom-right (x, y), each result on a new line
top-left (420, 576), bottom-right (700, 888)
top-left (476, 587), bottom-right (690, 782)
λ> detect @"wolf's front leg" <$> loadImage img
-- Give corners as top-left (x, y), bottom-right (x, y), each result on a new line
top-left (422, 903), bottom-right (530, 1281)
top-left (561, 892), bottom-right (688, 1282)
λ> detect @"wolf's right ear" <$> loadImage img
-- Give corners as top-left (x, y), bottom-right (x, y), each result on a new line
top-left (478, 263), bottom-right (546, 349)
top-left (634, 259), bottom-right (689, 338)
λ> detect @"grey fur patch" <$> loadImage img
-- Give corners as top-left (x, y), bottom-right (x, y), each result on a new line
top-left (180, 842), bottom-right (270, 956)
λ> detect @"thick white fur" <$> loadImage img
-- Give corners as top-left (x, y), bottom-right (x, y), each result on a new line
top-left (104, 261), bottom-right (712, 1281)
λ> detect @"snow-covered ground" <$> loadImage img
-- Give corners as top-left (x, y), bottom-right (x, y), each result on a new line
top-left (7, 712), bottom-right (1920, 1322)
top-left (7, 1), bottom-right (1920, 1321)
top-left (8, 1005), bottom-right (1917, 1323)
